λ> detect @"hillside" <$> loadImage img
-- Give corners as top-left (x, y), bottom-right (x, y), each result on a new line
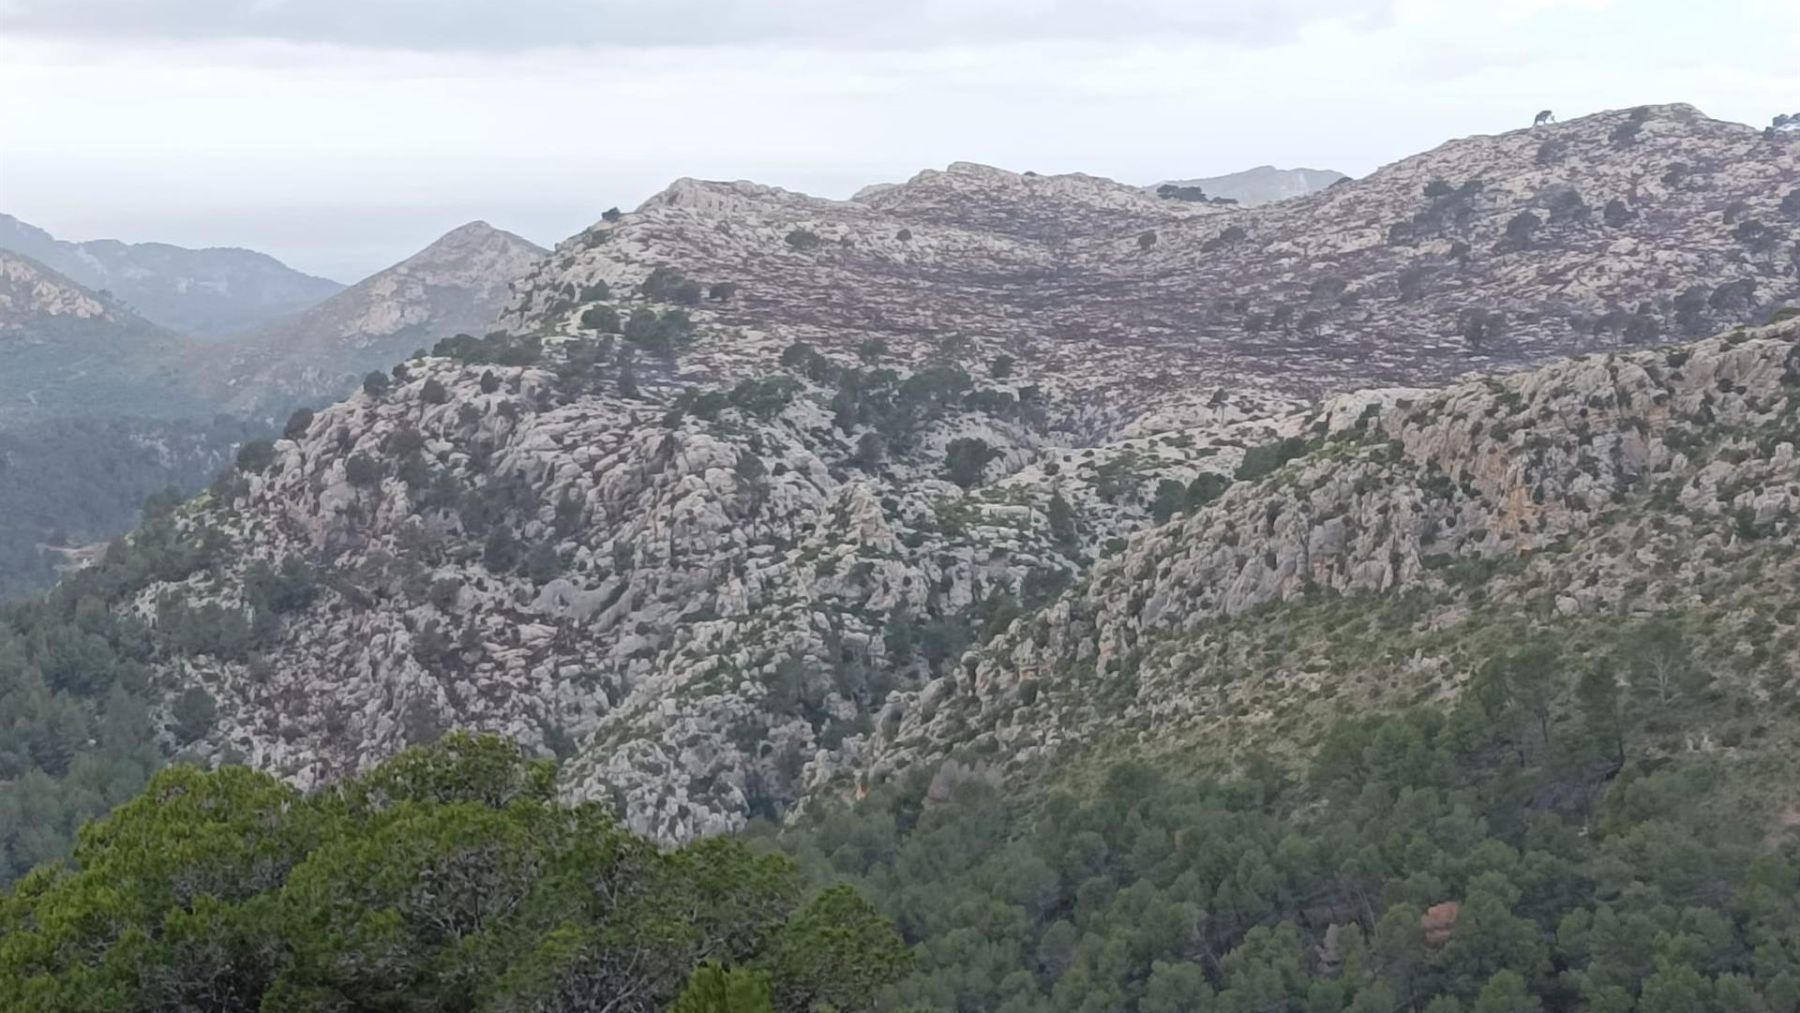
top-left (2, 103), bottom-right (1797, 853)
top-left (0, 415), bottom-right (247, 599)
top-left (868, 316), bottom-right (1800, 824)
top-left (503, 103), bottom-right (1799, 435)
top-left (0, 251), bottom-right (206, 425)
top-left (0, 213), bottom-right (343, 339)
top-left (208, 221), bottom-right (545, 417)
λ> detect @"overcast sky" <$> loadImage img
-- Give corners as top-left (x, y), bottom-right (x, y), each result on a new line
top-left (2, 0), bottom-right (1796, 282)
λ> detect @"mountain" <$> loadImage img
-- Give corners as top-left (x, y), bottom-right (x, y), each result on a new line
top-left (0, 250), bottom-right (246, 599)
top-left (0, 250), bottom-right (206, 425)
top-left (0, 213), bottom-right (343, 339)
top-left (868, 314), bottom-right (1800, 818)
top-left (207, 221), bottom-right (546, 416)
top-left (9, 103), bottom-right (1800, 847)
top-left (504, 102), bottom-right (1798, 434)
top-left (1152, 164), bottom-right (1349, 205)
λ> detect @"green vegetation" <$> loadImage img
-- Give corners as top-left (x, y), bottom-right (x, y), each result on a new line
top-left (0, 734), bottom-right (908, 1012)
top-left (1235, 437), bottom-right (1312, 481)
top-left (0, 495), bottom-right (233, 883)
top-left (432, 331), bottom-right (544, 366)
top-left (773, 655), bottom-right (1800, 1012)
top-left (944, 437), bottom-right (999, 489)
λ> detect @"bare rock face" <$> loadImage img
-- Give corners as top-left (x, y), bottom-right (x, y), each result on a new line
top-left (141, 345), bottom-right (1176, 841)
top-left (208, 222), bottom-right (546, 417)
top-left (120, 105), bottom-right (1800, 842)
top-left (864, 317), bottom-right (1800, 789)
top-left (503, 104), bottom-right (1798, 437)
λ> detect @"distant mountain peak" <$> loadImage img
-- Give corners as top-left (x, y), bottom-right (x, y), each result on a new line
top-left (0, 215), bottom-right (343, 339)
top-left (207, 222), bottom-right (546, 416)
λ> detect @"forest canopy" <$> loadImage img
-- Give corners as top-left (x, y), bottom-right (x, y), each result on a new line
top-left (0, 734), bottom-right (908, 1013)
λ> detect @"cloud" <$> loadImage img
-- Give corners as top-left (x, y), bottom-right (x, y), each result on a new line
top-left (0, 0), bottom-right (1393, 51)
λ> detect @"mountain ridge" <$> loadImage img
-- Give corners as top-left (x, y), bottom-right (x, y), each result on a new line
top-left (9, 101), bottom-right (1800, 849)
top-left (206, 220), bottom-right (546, 417)
top-left (0, 213), bottom-right (344, 339)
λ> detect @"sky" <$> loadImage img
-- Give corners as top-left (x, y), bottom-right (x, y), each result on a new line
top-left (1, 0), bottom-right (1796, 282)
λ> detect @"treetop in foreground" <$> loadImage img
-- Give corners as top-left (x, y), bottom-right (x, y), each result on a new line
top-left (0, 733), bottom-right (907, 1013)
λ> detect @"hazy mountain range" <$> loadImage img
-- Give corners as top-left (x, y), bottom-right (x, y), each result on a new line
top-left (0, 214), bottom-right (344, 340)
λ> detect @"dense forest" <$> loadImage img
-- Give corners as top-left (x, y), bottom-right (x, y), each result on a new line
top-left (0, 415), bottom-right (246, 600)
top-left (0, 734), bottom-right (908, 1012)
top-left (7, 621), bottom-right (1800, 1010)
top-left (766, 644), bottom-right (1799, 1012)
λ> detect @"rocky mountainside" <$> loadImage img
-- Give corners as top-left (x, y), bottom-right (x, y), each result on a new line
top-left (61, 104), bottom-right (1800, 847)
top-left (207, 221), bottom-right (545, 417)
top-left (505, 103), bottom-right (1797, 436)
top-left (1151, 164), bottom-right (1349, 205)
top-left (0, 251), bottom-right (205, 425)
top-left (0, 213), bottom-right (343, 339)
top-left (867, 316), bottom-right (1800, 818)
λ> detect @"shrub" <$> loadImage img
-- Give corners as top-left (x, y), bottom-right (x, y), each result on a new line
top-left (1186, 472), bottom-right (1231, 509)
top-left (421, 378), bottom-right (450, 405)
top-left (283, 408), bottom-right (315, 441)
top-left (235, 439), bottom-right (276, 474)
top-left (170, 687), bottom-right (218, 745)
top-left (785, 228), bottom-right (822, 251)
top-left (362, 371), bottom-right (391, 397)
top-left (344, 453), bottom-right (382, 488)
top-left (1235, 437), bottom-right (1310, 480)
top-left (1503, 211), bottom-right (1541, 247)
top-left (944, 437), bottom-right (999, 489)
top-left (580, 305), bottom-right (621, 332)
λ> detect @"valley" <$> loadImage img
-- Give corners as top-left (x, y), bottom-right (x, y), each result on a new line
top-left (2, 100), bottom-right (1799, 1012)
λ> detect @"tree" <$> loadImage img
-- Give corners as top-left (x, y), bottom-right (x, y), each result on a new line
top-left (1575, 664), bottom-right (1626, 765)
top-left (990, 354), bottom-right (1015, 380)
top-left (1155, 184), bottom-right (1209, 202)
top-left (1503, 212), bottom-right (1540, 247)
top-left (421, 378), bottom-right (450, 404)
top-left (234, 439), bottom-right (275, 474)
top-left (282, 408), bottom-right (315, 441)
top-left (1186, 473), bottom-right (1231, 510)
top-left (1617, 618), bottom-right (1703, 705)
top-left (362, 371), bottom-right (391, 397)
top-left (1471, 970), bottom-right (1541, 1013)
top-left (1150, 479), bottom-right (1187, 524)
top-left (853, 432), bottom-right (885, 471)
top-left (786, 228), bottom-right (822, 251)
top-left (169, 686), bottom-right (217, 744)
top-left (581, 304), bottom-right (621, 332)
top-left (617, 351), bottom-right (640, 397)
top-left (344, 453), bottom-right (382, 489)
top-left (1047, 491), bottom-right (1078, 547)
top-left (672, 963), bottom-right (775, 1013)
top-left (944, 438), bottom-right (999, 489)
top-left (0, 736), bottom-right (907, 1012)
top-left (1533, 109), bottom-right (1555, 126)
